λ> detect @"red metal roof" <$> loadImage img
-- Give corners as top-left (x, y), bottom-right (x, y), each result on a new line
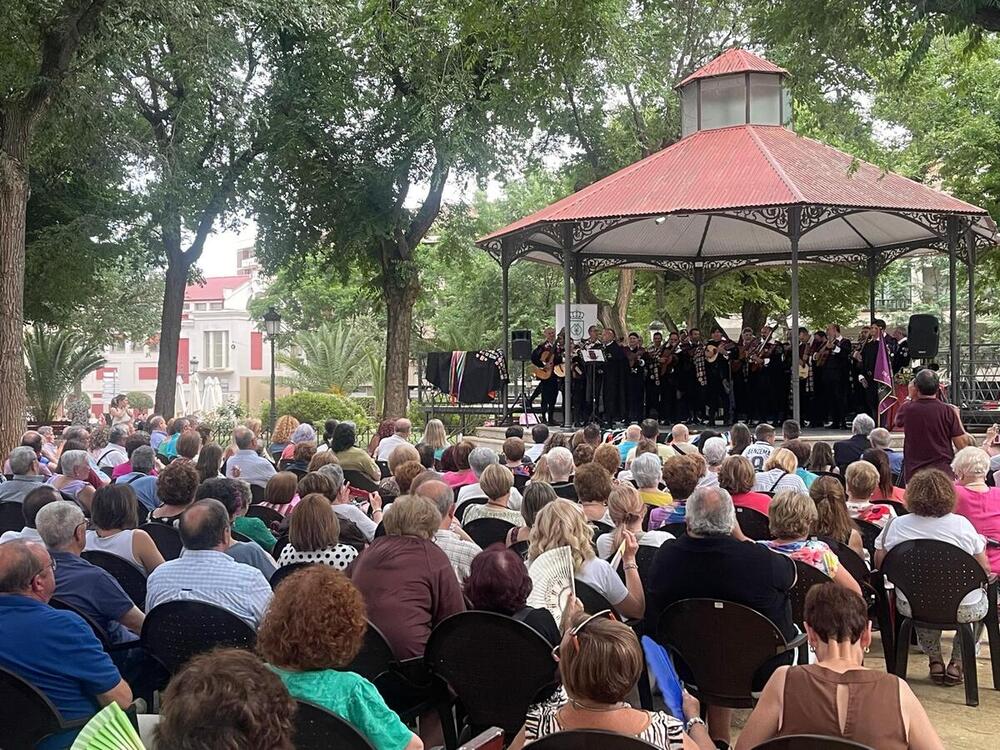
top-left (677, 48), bottom-right (788, 88)
top-left (185, 275), bottom-right (249, 302)
top-left (479, 124), bottom-right (987, 243)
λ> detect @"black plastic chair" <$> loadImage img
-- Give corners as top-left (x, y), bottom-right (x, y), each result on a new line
top-left (659, 521), bottom-right (687, 538)
top-left (513, 472), bottom-right (530, 493)
top-left (881, 539), bottom-right (1000, 707)
top-left (270, 562), bottom-right (314, 590)
top-left (590, 520), bottom-right (613, 544)
top-left (250, 483), bottom-right (266, 504)
top-left (231, 529), bottom-right (253, 543)
top-left (788, 560), bottom-right (832, 629)
top-left (510, 539), bottom-right (529, 560)
top-left (245, 504), bottom-right (283, 527)
top-left (853, 520), bottom-right (881, 561)
top-left (614, 544), bottom-right (659, 592)
top-left (0, 665), bottom-right (89, 748)
top-left (81, 550), bottom-right (148, 609)
top-left (574, 579), bottom-right (615, 615)
top-left (463, 518), bottom-right (516, 549)
top-left (815, 537), bottom-right (869, 588)
top-left (377, 460), bottom-right (392, 479)
top-left (655, 599), bottom-right (805, 709)
top-left (752, 736), bottom-right (874, 749)
top-left (293, 699), bottom-right (375, 750)
top-left (344, 469), bottom-right (381, 494)
top-left (426, 611), bottom-right (559, 740)
top-left (142, 601), bottom-right (257, 674)
top-left (272, 532), bottom-right (290, 559)
top-left (455, 497), bottom-right (488, 523)
top-left (527, 730), bottom-right (660, 749)
top-left (140, 521), bottom-right (183, 560)
top-left (289, 467), bottom-right (309, 481)
top-left (872, 499), bottom-right (907, 516)
top-left (735, 506), bottom-right (771, 541)
top-left (0, 500), bottom-right (23, 535)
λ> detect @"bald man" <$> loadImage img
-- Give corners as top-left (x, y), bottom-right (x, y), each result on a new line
top-left (0, 541), bottom-right (131, 747)
top-left (416, 479), bottom-right (481, 581)
top-left (375, 418), bottom-right (414, 463)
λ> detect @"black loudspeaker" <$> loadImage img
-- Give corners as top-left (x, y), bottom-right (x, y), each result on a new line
top-left (908, 314), bottom-right (939, 359)
top-left (511, 330), bottom-right (532, 361)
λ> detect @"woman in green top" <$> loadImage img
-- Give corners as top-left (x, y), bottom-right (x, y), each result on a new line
top-left (196, 477), bottom-right (277, 552)
top-left (258, 565), bottom-right (422, 750)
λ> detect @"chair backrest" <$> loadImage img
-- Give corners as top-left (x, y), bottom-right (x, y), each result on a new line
top-left (872, 499), bottom-right (907, 516)
top-left (788, 560), bottom-right (833, 627)
top-left (590, 521), bottom-right (613, 545)
top-left (656, 598), bottom-right (795, 708)
top-left (230, 529), bottom-right (252, 543)
top-left (735, 506), bottom-right (771, 541)
top-left (250, 483), bottom-right (266, 504)
top-left (0, 501), bottom-right (24, 535)
top-left (0, 665), bottom-right (82, 748)
top-left (272, 532), bottom-right (290, 559)
top-left (510, 539), bottom-right (529, 560)
top-left (425, 611), bottom-right (559, 737)
top-left (376, 460), bottom-right (392, 478)
top-left (270, 562), bottom-right (314, 590)
top-left (574, 579), bottom-right (614, 615)
top-left (527, 729), bottom-right (660, 749)
top-left (463, 518), bottom-right (517, 549)
top-left (853, 520), bottom-right (881, 561)
top-left (289, 467), bottom-right (308, 481)
top-left (142, 601), bottom-right (257, 673)
top-left (660, 522), bottom-right (687, 538)
top-left (245, 504), bottom-right (283, 527)
top-left (455, 497), bottom-right (488, 523)
top-left (80, 550), bottom-right (148, 609)
top-left (139, 521), bottom-right (183, 561)
top-left (752, 734), bottom-right (875, 749)
top-left (342, 620), bottom-right (397, 683)
top-left (513, 472), bottom-right (530, 492)
top-left (881, 539), bottom-right (989, 625)
top-left (815, 537), bottom-right (869, 588)
top-left (343, 469), bottom-right (380, 494)
top-left (293, 699), bottom-right (375, 750)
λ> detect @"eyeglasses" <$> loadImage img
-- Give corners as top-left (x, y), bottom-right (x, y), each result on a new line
top-left (33, 558), bottom-right (57, 579)
top-left (552, 609), bottom-right (616, 661)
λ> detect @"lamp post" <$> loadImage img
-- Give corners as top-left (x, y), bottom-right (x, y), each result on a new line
top-left (189, 355), bottom-right (199, 376)
top-left (263, 306), bottom-right (281, 435)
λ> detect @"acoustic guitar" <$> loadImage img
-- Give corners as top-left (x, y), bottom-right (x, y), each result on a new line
top-left (532, 349), bottom-right (565, 380)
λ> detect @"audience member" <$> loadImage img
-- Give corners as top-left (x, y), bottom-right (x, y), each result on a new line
top-left (869, 426), bottom-right (904, 476)
top-left (114, 446), bottom-right (159, 511)
top-left (280, 423), bottom-right (317, 463)
top-left (529, 500), bottom-right (644, 620)
top-left (735, 583), bottom-right (943, 750)
top-left (422, 418), bottom-right (449, 461)
top-left (809, 476), bottom-right (864, 558)
top-left (862, 447), bottom-right (906, 503)
top-left (844, 461), bottom-right (893, 525)
top-left (623, 419), bottom-right (671, 462)
top-left (375, 418), bottom-right (414, 463)
top-left (286, 441), bottom-right (317, 473)
top-left (307, 449), bottom-right (339, 472)
top-left (457, 446), bottom-right (524, 510)
top-left (414, 479), bottom-right (478, 581)
top-left (149, 460), bottom-right (199, 525)
top-left (269, 414), bottom-right (300, 457)
top-left (0, 540), bottom-right (131, 750)
top-left (154, 648), bottom-right (295, 750)
top-left (895, 369), bottom-right (964, 484)
top-left (147, 416), bottom-right (168, 454)
top-left (350, 495), bottom-right (465, 658)
top-left (574, 462), bottom-right (614, 524)
top-left (728, 422), bottom-right (752, 457)
top-left (195, 478), bottom-right (277, 578)
top-left (0, 445), bottom-right (46, 503)
top-left (618, 424), bottom-right (642, 463)
top-left (717, 455), bottom-right (771, 516)
top-left (261, 471), bottom-right (301, 516)
top-left (96, 427), bottom-right (129, 469)
top-left (592, 442), bottom-right (623, 477)
top-left (36, 501), bottom-right (144, 644)
top-left (952, 446), bottom-right (1000, 576)
top-left (85, 485), bottom-right (163, 574)
top-left (277, 493), bottom-right (359, 571)
top-left (462, 463), bottom-right (524, 526)
top-left (572, 442), bottom-right (595, 468)
top-left (699, 437), bottom-right (727, 488)
top-left (875, 469), bottom-right (989, 687)
top-left (380, 443), bottom-right (421, 495)
top-left (318, 464), bottom-right (381, 542)
top-left (175, 430), bottom-right (202, 462)
top-left (47, 449), bottom-right (96, 511)
top-left (669, 423), bottom-right (699, 456)
top-left (741, 423), bottom-right (776, 470)
top-left (754, 447), bottom-right (808, 495)
top-left (649, 455), bottom-right (702, 528)
top-left (110, 431), bottom-right (152, 480)
top-left (596, 484), bottom-right (673, 559)
top-left (0, 485), bottom-right (61, 543)
top-left (511, 609), bottom-right (713, 750)
top-left (546, 446), bottom-right (577, 500)
top-left (507, 480), bottom-right (558, 547)
top-left (194, 441), bottom-right (223, 484)
top-left (146, 499), bottom-right (272, 628)
top-left (646, 486), bottom-right (795, 745)
top-left (331, 422), bottom-right (381, 481)
top-left (502, 437), bottom-right (530, 475)
top-left (807, 441), bottom-right (840, 477)
top-left (833, 413), bottom-right (874, 475)
top-left (524, 424), bottom-right (548, 463)
top-left (783, 439), bottom-right (817, 488)
top-left (633, 453), bottom-right (671, 507)
top-left (781, 419), bottom-right (801, 442)
top-left (225, 426), bottom-right (277, 487)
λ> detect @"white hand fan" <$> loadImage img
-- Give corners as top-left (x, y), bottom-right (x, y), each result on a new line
top-left (71, 703), bottom-right (145, 750)
top-left (527, 545), bottom-right (576, 624)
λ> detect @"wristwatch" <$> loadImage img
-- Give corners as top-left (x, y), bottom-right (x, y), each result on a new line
top-left (685, 716), bottom-right (707, 733)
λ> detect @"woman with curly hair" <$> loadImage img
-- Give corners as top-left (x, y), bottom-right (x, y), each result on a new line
top-left (269, 415), bottom-right (299, 460)
top-left (156, 648), bottom-right (296, 750)
top-left (529, 500), bottom-right (644, 620)
top-left (149, 460), bottom-right (200, 525)
top-left (332, 422), bottom-right (381, 482)
top-left (259, 566), bottom-right (422, 750)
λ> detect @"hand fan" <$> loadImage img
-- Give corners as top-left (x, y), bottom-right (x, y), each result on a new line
top-left (527, 545), bottom-right (575, 624)
top-left (71, 703), bottom-right (145, 750)
top-left (641, 635), bottom-right (684, 720)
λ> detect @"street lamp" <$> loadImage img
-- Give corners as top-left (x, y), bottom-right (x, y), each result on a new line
top-left (263, 306), bottom-right (281, 434)
top-left (190, 355), bottom-right (199, 375)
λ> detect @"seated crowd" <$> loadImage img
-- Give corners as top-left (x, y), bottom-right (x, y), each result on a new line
top-left (0, 373), bottom-right (984, 749)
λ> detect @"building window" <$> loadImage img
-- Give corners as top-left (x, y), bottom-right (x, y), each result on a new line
top-left (209, 301), bottom-right (223, 311)
top-left (204, 331), bottom-right (230, 369)
top-left (183, 303), bottom-right (191, 311)
top-left (194, 302), bottom-right (207, 311)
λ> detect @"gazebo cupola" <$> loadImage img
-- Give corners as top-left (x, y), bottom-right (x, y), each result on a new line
top-left (677, 47), bottom-right (792, 137)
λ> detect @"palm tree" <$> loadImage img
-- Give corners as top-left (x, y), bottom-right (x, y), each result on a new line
top-left (277, 321), bottom-right (375, 395)
top-left (24, 326), bottom-right (106, 422)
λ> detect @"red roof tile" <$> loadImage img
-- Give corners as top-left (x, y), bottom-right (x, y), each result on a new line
top-left (185, 275), bottom-right (249, 302)
top-left (678, 48), bottom-right (789, 88)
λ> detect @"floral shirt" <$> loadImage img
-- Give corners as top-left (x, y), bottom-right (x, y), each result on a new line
top-left (760, 539), bottom-right (840, 579)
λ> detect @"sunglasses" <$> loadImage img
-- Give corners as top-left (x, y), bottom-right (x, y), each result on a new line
top-left (552, 609), bottom-right (617, 661)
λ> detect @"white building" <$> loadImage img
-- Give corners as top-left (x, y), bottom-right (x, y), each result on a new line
top-left (81, 269), bottom-right (278, 418)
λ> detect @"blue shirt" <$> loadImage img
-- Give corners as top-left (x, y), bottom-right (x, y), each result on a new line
top-left (51, 551), bottom-right (138, 644)
top-left (796, 468), bottom-right (818, 488)
top-left (886, 448), bottom-right (904, 476)
top-left (0, 595), bottom-right (121, 749)
top-left (618, 441), bottom-right (637, 463)
top-left (225, 449), bottom-right (277, 488)
top-left (114, 472), bottom-right (158, 511)
top-left (149, 430), bottom-right (168, 453)
top-left (161, 433), bottom-right (180, 459)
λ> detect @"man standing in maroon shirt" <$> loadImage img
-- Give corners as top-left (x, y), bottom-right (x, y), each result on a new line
top-left (894, 369), bottom-right (964, 484)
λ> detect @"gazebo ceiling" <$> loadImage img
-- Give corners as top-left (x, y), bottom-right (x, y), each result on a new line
top-left (478, 124), bottom-right (996, 276)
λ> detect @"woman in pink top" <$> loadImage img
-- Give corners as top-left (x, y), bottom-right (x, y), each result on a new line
top-left (718, 455), bottom-right (771, 516)
top-left (952, 446), bottom-right (1000, 574)
top-left (440, 440), bottom-right (477, 487)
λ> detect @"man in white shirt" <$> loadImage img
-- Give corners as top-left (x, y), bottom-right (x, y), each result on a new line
top-left (225, 427), bottom-right (276, 488)
top-left (667, 423), bottom-right (699, 457)
top-left (741, 423), bottom-right (776, 471)
top-left (456, 447), bottom-right (523, 511)
top-left (375, 419), bottom-right (413, 463)
top-left (95, 428), bottom-right (129, 469)
top-left (318, 464), bottom-right (382, 542)
top-left (524, 424), bottom-right (549, 463)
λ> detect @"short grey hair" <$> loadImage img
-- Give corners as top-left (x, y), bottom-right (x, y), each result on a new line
top-left (233, 426), bottom-right (255, 450)
top-left (419, 480), bottom-right (453, 517)
top-left (702, 437), bottom-right (728, 467)
top-left (291, 423), bottom-right (317, 444)
top-left (131, 445), bottom-right (155, 473)
top-left (36, 501), bottom-right (85, 550)
top-left (632, 453), bottom-right (662, 489)
top-left (952, 446), bottom-right (990, 479)
top-left (868, 427), bottom-right (891, 450)
top-left (8, 446), bottom-right (37, 475)
top-left (109, 426), bottom-right (128, 445)
top-left (317, 463), bottom-right (345, 494)
top-left (59, 450), bottom-right (90, 478)
top-left (469, 446), bottom-right (498, 477)
top-left (852, 413), bottom-right (875, 436)
top-left (686, 486), bottom-right (736, 537)
top-left (546, 447), bottom-right (574, 480)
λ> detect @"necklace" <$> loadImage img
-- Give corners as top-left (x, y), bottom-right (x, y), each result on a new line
top-left (486, 500), bottom-right (509, 509)
top-left (568, 698), bottom-right (627, 712)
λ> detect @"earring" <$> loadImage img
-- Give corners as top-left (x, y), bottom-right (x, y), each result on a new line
top-left (808, 644), bottom-right (815, 653)
top-left (863, 646), bottom-right (870, 654)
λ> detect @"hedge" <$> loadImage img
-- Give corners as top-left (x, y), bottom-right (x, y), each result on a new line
top-left (261, 391), bottom-right (371, 431)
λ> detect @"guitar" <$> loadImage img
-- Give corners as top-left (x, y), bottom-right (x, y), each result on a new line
top-left (532, 348), bottom-right (565, 380)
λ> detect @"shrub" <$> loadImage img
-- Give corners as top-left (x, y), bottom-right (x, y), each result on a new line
top-left (261, 392), bottom-right (371, 431)
top-left (202, 401), bottom-right (249, 445)
top-left (125, 391), bottom-right (154, 411)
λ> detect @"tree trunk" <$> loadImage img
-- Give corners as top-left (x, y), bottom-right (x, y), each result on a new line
top-left (741, 299), bottom-right (768, 334)
top-left (580, 270), bottom-right (635, 337)
top-left (381, 259), bottom-right (420, 419)
top-left (154, 258), bottom-right (190, 417)
top-left (0, 120), bottom-right (31, 454)
top-left (653, 273), bottom-right (679, 333)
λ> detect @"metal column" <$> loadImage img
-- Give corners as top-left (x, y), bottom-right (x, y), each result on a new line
top-left (867, 254), bottom-right (877, 324)
top-left (789, 206), bottom-right (802, 424)
top-left (562, 226), bottom-right (574, 428)
top-left (966, 222), bottom-right (977, 391)
top-left (500, 238), bottom-right (511, 425)
top-left (947, 217), bottom-right (960, 404)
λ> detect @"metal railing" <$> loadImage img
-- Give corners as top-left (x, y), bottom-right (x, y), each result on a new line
top-left (936, 343), bottom-right (1000, 427)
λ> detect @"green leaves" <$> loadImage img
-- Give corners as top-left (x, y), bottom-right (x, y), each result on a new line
top-left (24, 325), bottom-right (106, 423)
top-left (276, 319), bottom-right (381, 395)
